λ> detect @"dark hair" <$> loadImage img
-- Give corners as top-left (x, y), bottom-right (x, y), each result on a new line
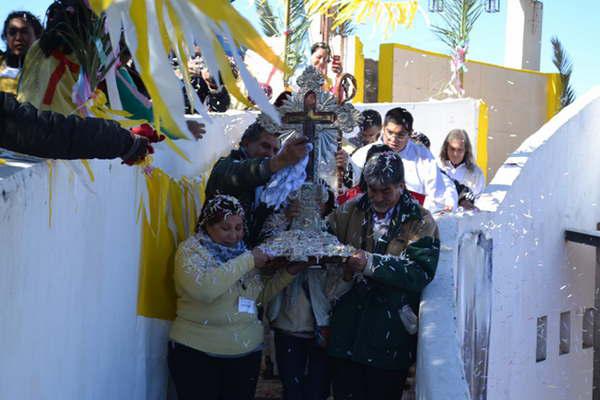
top-left (196, 195), bottom-right (245, 233)
top-left (360, 109), bottom-right (382, 131)
top-left (358, 144), bottom-right (393, 191)
top-left (439, 129), bottom-right (476, 171)
top-left (310, 41), bottom-right (331, 56)
top-left (384, 107), bottom-right (413, 132)
top-left (39, 0), bottom-right (95, 56)
top-left (2, 11), bottom-right (43, 43)
top-left (363, 151), bottom-right (405, 187)
top-left (240, 121), bottom-right (272, 147)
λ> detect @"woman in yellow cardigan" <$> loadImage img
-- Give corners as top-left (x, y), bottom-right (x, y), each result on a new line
top-left (168, 195), bottom-right (300, 400)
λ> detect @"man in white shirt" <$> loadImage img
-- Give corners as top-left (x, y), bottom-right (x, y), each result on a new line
top-left (351, 107), bottom-right (456, 212)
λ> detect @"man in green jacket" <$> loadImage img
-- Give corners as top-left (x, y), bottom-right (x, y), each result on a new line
top-left (205, 120), bottom-right (308, 246)
top-left (327, 151), bottom-right (440, 400)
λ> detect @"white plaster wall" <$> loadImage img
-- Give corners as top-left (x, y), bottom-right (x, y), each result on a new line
top-left (504, 0), bottom-right (543, 71)
top-left (0, 159), bottom-right (167, 400)
top-left (418, 87), bottom-right (600, 400)
top-left (0, 112), bottom-right (256, 399)
top-left (480, 87), bottom-right (600, 400)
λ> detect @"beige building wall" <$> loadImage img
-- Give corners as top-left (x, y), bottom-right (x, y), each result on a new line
top-left (378, 44), bottom-right (561, 178)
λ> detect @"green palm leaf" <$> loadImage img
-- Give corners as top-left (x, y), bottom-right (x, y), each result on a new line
top-left (431, 0), bottom-right (482, 49)
top-left (55, 10), bottom-right (118, 94)
top-left (551, 36), bottom-right (576, 109)
top-left (254, 0), bottom-right (281, 37)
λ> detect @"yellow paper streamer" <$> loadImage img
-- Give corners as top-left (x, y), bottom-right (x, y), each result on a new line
top-left (129, 0), bottom-right (188, 139)
top-left (307, 0), bottom-right (419, 34)
top-left (137, 168), bottom-right (206, 319)
top-left (80, 160), bottom-right (96, 182)
top-left (190, 0), bottom-right (289, 73)
top-left (88, 0), bottom-right (114, 14)
top-left (476, 100), bottom-right (489, 181)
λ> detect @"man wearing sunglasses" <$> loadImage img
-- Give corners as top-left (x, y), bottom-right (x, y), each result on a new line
top-left (0, 11), bottom-right (43, 94)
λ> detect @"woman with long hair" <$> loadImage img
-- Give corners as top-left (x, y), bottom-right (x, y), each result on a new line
top-left (438, 129), bottom-right (485, 209)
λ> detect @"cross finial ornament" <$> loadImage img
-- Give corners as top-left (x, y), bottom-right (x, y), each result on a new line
top-left (279, 67), bottom-right (362, 182)
top-left (276, 66), bottom-right (362, 231)
top-left (282, 91), bottom-right (337, 180)
top-left (257, 67), bottom-right (360, 262)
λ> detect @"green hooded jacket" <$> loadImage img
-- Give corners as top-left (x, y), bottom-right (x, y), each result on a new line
top-left (327, 191), bottom-right (440, 370)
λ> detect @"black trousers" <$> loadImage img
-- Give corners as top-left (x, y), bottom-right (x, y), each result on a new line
top-left (330, 356), bottom-right (408, 400)
top-left (167, 341), bottom-right (262, 400)
top-left (274, 331), bottom-right (331, 400)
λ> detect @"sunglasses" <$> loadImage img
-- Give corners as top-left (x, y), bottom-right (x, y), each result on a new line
top-left (7, 27), bottom-right (30, 37)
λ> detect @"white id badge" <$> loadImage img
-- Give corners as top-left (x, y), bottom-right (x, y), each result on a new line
top-left (238, 297), bottom-right (257, 314)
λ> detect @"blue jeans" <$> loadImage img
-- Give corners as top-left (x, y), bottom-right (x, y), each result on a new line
top-left (274, 330), bottom-right (331, 400)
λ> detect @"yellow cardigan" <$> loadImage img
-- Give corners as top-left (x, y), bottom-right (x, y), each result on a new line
top-left (169, 235), bottom-right (295, 355)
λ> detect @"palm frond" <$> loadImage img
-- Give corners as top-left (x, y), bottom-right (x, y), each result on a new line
top-left (55, 11), bottom-right (118, 93)
top-left (431, 0), bottom-right (482, 49)
top-left (286, 0), bottom-right (311, 77)
top-left (551, 36), bottom-right (576, 108)
top-left (255, 0), bottom-right (281, 37)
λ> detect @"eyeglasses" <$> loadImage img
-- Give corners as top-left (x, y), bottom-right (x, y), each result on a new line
top-left (385, 128), bottom-right (411, 138)
top-left (7, 27), bottom-right (30, 37)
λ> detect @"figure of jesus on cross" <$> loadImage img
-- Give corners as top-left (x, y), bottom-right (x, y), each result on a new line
top-left (282, 90), bottom-right (337, 181)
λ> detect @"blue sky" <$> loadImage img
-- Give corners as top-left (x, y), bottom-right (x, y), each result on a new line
top-left (2, 0), bottom-right (598, 96)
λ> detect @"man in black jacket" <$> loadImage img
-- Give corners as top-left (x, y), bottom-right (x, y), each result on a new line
top-left (0, 91), bottom-right (148, 163)
top-left (205, 121), bottom-right (308, 246)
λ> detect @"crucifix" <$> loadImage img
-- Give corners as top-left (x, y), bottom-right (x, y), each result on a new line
top-left (282, 90), bottom-right (337, 231)
top-left (282, 90), bottom-right (337, 181)
top-left (256, 66), bottom-right (360, 262)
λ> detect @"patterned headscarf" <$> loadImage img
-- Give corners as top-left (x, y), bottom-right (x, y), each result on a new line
top-left (196, 195), bottom-right (245, 232)
top-left (195, 195), bottom-right (247, 263)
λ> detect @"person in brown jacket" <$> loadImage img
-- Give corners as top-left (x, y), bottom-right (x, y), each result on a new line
top-left (326, 151), bottom-right (440, 400)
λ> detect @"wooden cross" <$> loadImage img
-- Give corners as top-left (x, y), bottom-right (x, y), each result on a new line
top-left (282, 91), bottom-right (337, 180)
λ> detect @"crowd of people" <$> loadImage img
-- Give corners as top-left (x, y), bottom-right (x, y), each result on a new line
top-left (0, 3), bottom-right (488, 400)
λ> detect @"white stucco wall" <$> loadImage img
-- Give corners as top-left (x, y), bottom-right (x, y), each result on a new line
top-left (480, 86), bottom-right (600, 400)
top-left (418, 87), bottom-right (600, 400)
top-left (0, 159), bottom-right (165, 399)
